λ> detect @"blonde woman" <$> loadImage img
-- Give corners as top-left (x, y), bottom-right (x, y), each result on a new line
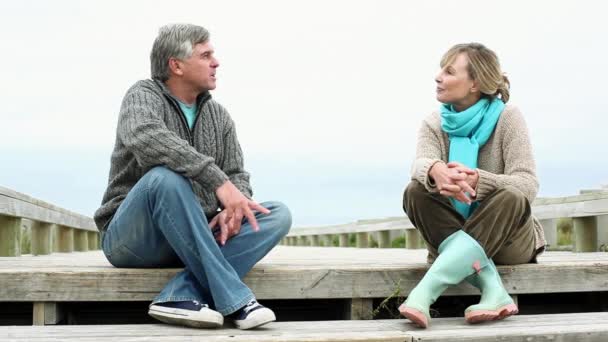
top-left (399, 43), bottom-right (545, 328)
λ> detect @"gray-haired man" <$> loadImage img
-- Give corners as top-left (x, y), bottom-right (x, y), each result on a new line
top-left (95, 23), bottom-right (292, 329)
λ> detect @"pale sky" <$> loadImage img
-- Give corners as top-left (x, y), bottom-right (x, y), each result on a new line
top-left (1, 0), bottom-right (606, 226)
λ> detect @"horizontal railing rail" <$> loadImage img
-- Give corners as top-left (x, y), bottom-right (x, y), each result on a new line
top-left (285, 191), bottom-right (608, 252)
top-left (0, 186), bottom-right (99, 256)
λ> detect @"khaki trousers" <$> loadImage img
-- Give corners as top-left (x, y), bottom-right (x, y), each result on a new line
top-left (403, 180), bottom-right (536, 265)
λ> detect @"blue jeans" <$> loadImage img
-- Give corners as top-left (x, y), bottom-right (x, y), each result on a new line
top-left (101, 166), bottom-right (292, 315)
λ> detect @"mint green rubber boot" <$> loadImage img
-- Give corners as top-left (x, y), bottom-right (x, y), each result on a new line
top-left (464, 259), bottom-right (518, 323)
top-left (399, 230), bottom-right (489, 328)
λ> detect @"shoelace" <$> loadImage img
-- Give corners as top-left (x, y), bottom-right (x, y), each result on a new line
top-left (192, 300), bottom-right (209, 309)
top-left (242, 300), bottom-right (259, 314)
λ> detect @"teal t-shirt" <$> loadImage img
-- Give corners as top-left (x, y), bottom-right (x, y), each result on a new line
top-left (177, 100), bottom-right (197, 130)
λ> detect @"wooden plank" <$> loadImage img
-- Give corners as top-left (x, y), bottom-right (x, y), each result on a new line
top-left (406, 312), bottom-right (608, 342)
top-left (0, 215), bottom-right (21, 256)
top-left (0, 186), bottom-right (97, 232)
top-left (2, 313), bottom-right (608, 341)
top-left (533, 192), bottom-right (608, 220)
top-left (0, 248), bottom-right (607, 302)
top-left (289, 218), bottom-right (414, 237)
top-left (0, 320), bottom-right (411, 342)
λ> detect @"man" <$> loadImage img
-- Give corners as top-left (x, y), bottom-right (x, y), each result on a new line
top-left (94, 23), bottom-right (291, 330)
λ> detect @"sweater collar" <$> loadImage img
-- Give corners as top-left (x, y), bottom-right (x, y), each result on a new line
top-left (153, 78), bottom-right (212, 107)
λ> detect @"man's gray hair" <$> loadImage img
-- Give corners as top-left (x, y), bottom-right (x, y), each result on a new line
top-left (150, 24), bottom-right (210, 81)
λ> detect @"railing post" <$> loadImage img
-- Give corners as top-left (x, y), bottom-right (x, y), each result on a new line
top-left (598, 215), bottom-right (608, 251)
top-left (57, 225), bottom-right (74, 253)
top-left (356, 232), bottom-right (368, 248)
top-left (339, 233), bottom-right (349, 247)
top-left (406, 229), bottom-right (421, 249)
top-left (74, 229), bottom-right (89, 252)
top-left (297, 236), bottom-right (307, 246)
top-left (310, 235), bottom-right (320, 246)
top-left (0, 215), bottom-right (21, 256)
top-left (574, 216), bottom-right (598, 252)
top-left (344, 298), bottom-right (373, 320)
top-left (31, 221), bottom-right (52, 255)
top-left (378, 230), bottom-right (391, 248)
top-left (323, 235), bottom-right (333, 247)
top-left (33, 302), bottom-right (64, 325)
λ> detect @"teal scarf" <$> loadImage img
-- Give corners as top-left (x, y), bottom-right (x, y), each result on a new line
top-left (440, 97), bottom-right (505, 218)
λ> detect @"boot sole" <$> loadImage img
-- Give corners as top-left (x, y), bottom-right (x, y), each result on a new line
top-left (465, 303), bottom-right (519, 324)
top-left (399, 306), bottom-right (429, 328)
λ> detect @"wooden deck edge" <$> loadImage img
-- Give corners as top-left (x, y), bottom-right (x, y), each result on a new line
top-left (1, 313), bottom-right (608, 342)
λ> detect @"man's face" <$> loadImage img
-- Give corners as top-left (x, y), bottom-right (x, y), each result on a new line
top-left (177, 41), bottom-right (219, 92)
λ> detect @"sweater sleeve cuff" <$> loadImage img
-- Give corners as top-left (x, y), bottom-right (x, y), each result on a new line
top-left (196, 164), bottom-right (230, 193)
top-left (413, 158), bottom-right (442, 193)
top-left (475, 168), bottom-right (498, 201)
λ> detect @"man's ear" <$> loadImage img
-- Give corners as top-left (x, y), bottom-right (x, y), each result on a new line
top-left (168, 57), bottom-right (183, 76)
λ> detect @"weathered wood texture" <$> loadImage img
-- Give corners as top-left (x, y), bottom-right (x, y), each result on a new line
top-left (0, 186), bottom-right (96, 231)
top-left (288, 193), bottom-right (608, 252)
top-left (0, 215), bottom-right (21, 256)
top-left (0, 186), bottom-right (99, 256)
top-left (30, 222), bottom-right (52, 255)
top-left (346, 298), bottom-right (374, 320)
top-left (2, 313), bottom-right (608, 342)
top-left (33, 302), bottom-right (64, 326)
top-left (1, 247), bottom-right (607, 302)
top-left (288, 218), bottom-right (414, 237)
top-left (533, 192), bottom-right (608, 219)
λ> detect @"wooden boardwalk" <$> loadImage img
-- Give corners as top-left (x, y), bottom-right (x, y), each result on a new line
top-left (2, 313), bottom-right (608, 341)
top-left (2, 247), bottom-right (608, 302)
top-left (2, 237), bottom-right (608, 341)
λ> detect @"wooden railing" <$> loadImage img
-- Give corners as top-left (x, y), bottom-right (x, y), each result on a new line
top-left (0, 186), bottom-right (99, 256)
top-left (285, 191), bottom-right (608, 252)
top-left (535, 190), bottom-right (608, 252)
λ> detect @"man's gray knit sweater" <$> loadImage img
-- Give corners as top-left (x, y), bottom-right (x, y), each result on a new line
top-left (94, 79), bottom-right (252, 231)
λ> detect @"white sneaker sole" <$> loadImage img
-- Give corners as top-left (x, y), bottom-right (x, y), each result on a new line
top-left (148, 305), bottom-right (223, 329)
top-left (234, 308), bottom-right (276, 330)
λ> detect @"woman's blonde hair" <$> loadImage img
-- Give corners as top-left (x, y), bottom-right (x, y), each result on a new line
top-left (440, 43), bottom-right (510, 103)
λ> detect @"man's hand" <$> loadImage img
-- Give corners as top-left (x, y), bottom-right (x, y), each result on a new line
top-left (429, 162), bottom-right (476, 204)
top-left (209, 210), bottom-right (236, 245)
top-left (214, 180), bottom-right (270, 244)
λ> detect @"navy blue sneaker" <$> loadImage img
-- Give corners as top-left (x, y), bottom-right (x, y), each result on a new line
top-left (228, 299), bottom-right (276, 330)
top-left (148, 300), bottom-right (223, 328)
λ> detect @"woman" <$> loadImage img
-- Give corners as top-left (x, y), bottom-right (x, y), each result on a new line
top-left (399, 43), bottom-right (545, 328)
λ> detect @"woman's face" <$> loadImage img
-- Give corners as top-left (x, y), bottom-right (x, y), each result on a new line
top-left (435, 53), bottom-right (480, 110)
